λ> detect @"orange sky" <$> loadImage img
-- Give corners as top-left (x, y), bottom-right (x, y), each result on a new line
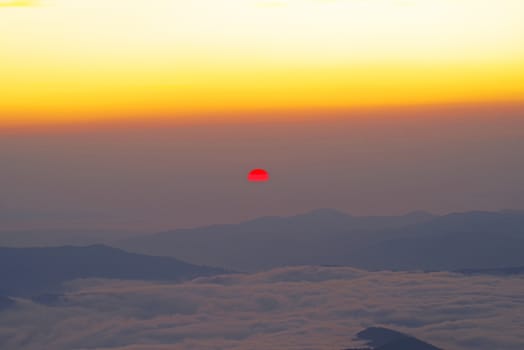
top-left (1, 0), bottom-right (524, 127)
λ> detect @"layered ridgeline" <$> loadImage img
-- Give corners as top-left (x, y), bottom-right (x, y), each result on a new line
top-left (2, 209), bottom-right (523, 273)
top-left (116, 209), bottom-right (524, 271)
top-left (0, 228), bottom-right (141, 248)
top-left (0, 245), bottom-right (227, 297)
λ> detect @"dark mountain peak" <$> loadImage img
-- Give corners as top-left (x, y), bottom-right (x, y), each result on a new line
top-left (356, 327), bottom-right (409, 348)
top-left (348, 327), bottom-right (442, 350)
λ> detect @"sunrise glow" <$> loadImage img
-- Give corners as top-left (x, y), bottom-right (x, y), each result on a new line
top-left (1, 0), bottom-right (524, 126)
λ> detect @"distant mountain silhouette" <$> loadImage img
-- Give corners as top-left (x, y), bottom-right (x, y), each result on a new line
top-left (458, 265), bottom-right (524, 276)
top-left (116, 209), bottom-right (524, 272)
top-left (351, 210), bottom-right (524, 270)
top-left (344, 327), bottom-right (442, 350)
top-left (0, 228), bottom-right (141, 248)
top-left (116, 209), bottom-right (435, 271)
top-left (0, 245), bottom-right (227, 297)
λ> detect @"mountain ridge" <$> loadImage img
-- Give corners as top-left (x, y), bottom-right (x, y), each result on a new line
top-left (116, 209), bottom-right (524, 272)
top-left (0, 244), bottom-right (227, 297)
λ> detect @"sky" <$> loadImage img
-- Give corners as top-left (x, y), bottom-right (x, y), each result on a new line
top-left (1, 4), bottom-right (523, 348)
top-left (1, 0), bottom-right (523, 230)
top-left (1, 0), bottom-right (524, 126)
top-left (1, 108), bottom-right (523, 231)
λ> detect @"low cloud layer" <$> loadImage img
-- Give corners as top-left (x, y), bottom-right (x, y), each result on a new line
top-left (0, 267), bottom-right (523, 349)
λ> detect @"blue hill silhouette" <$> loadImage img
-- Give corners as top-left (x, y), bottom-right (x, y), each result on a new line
top-left (117, 209), bottom-right (524, 271)
top-left (0, 245), bottom-right (227, 297)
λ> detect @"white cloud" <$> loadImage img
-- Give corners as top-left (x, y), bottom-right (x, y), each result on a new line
top-left (0, 267), bottom-right (523, 350)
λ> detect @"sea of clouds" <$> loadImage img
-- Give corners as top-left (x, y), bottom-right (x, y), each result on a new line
top-left (0, 266), bottom-right (523, 350)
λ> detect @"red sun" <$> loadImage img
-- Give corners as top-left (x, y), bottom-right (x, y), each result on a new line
top-left (248, 168), bottom-right (270, 182)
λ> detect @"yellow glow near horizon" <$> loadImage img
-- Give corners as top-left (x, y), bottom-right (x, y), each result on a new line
top-left (1, 0), bottom-right (524, 125)
top-left (0, 0), bottom-right (35, 7)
